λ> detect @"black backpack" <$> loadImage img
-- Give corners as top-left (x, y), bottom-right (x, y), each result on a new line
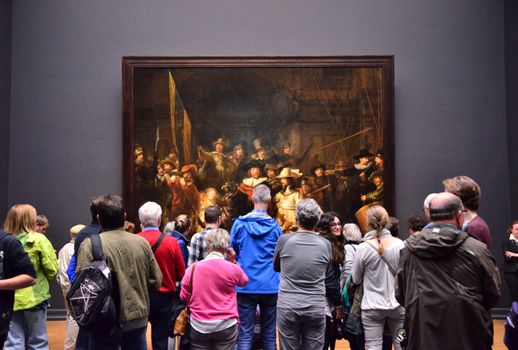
top-left (66, 234), bottom-right (120, 336)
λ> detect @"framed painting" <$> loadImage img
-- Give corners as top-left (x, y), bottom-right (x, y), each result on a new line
top-left (123, 56), bottom-right (394, 233)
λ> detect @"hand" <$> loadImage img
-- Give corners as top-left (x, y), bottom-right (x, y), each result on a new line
top-left (335, 305), bottom-right (345, 320)
top-left (361, 195), bottom-right (367, 202)
top-left (505, 251), bottom-right (516, 259)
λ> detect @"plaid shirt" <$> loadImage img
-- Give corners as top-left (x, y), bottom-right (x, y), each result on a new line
top-left (188, 227), bottom-right (216, 266)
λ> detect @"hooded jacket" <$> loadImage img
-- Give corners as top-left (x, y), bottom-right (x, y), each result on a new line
top-left (396, 224), bottom-right (501, 350)
top-left (230, 209), bottom-right (282, 293)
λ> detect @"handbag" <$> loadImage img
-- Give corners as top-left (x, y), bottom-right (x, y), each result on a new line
top-left (171, 263), bottom-right (197, 337)
top-left (344, 275), bottom-right (364, 338)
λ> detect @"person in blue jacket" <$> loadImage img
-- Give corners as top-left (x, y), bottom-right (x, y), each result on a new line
top-left (230, 184), bottom-right (283, 350)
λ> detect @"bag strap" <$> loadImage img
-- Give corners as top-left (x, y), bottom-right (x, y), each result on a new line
top-left (365, 240), bottom-right (397, 276)
top-left (90, 233), bottom-right (104, 261)
top-left (152, 232), bottom-right (167, 253)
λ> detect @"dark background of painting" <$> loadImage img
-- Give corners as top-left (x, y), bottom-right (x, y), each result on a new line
top-left (1, 0), bottom-right (516, 317)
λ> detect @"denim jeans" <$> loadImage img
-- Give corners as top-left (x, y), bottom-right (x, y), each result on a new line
top-left (236, 293), bottom-right (277, 350)
top-left (89, 326), bottom-right (148, 350)
top-left (4, 308), bottom-right (48, 350)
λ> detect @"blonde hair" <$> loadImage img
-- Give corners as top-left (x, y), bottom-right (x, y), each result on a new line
top-left (3, 204), bottom-right (37, 235)
top-left (366, 205), bottom-right (390, 255)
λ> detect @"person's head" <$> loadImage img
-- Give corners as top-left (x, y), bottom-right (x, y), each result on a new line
top-left (283, 144), bottom-right (291, 155)
top-left (213, 138), bottom-right (225, 153)
top-left (423, 193), bottom-right (438, 220)
top-left (314, 166), bottom-right (324, 177)
top-left (96, 194), bottom-right (125, 230)
top-left (429, 192), bottom-right (465, 228)
top-left (317, 212), bottom-right (342, 238)
top-left (204, 228), bottom-right (230, 254)
top-left (124, 221), bottom-right (135, 233)
top-left (372, 173), bottom-right (383, 187)
top-left (389, 216), bottom-right (400, 237)
top-left (36, 214), bottom-right (49, 234)
top-left (181, 165), bottom-right (196, 181)
top-left (342, 223), bottom-right (363, 242)
top-left (174, 215), bottom-right (192, 234)
top-left (264, 164), bottom-right (278, 179)
top-left (366, 205), bottom-right (390, 233)
top-left (508, 221), bottom-right (518, 239)
top-left (375, 156), bottom-right (383, 167)
top-left (70, 224), bottom-right (85, 240)
top-left (90, 196), bottom-right (102, 222)
top-left (252, 184), bottom-right (271, 209)
top-left (249, 166), bottom-right (261, 179)
top-left (442, 175), bottom-right (481, 211)
top-left (163, 162), bottom-right (173, 173)
top-left (204, 205), bottom-right (222, 226)
top-left (354, 149), bottom-right (373, 166)
top-left (157, 164), bottom-right (164, 175)
top-left (234, 144), bottom-right (244, 157)
top-left (3, 204), bottom-right (37, 234)
top-left (163, 221), bottom-right (175, 235)
top-left (296, 198), bottom-right (322, 230)
top-left (257, 148), bottom-right (266, 159)
top-left (138, 201), bottom-right (162, 228)
top-left (407, 214), bottom-right (427, 235)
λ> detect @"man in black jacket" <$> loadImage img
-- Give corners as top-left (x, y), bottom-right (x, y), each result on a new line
top-left (396, 192), bottom-right (500, 350)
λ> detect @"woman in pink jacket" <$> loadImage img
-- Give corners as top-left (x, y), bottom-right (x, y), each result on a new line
top-left (181, 228), bottom-right (249, 350)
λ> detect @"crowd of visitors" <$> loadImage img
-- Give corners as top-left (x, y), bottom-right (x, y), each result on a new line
top-left (0, 175), bottom-right (513, 350)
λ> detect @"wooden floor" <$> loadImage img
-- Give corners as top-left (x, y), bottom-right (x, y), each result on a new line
top-left (47, 320), bottom-right (507, 349)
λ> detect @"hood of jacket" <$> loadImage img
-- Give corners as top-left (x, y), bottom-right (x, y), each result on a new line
top-left (405, 224), bottom-right (468, 259)
top-left (235, 212), bottom-right (279, 238)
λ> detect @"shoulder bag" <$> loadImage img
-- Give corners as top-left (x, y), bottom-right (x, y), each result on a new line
top-left (171, 262), bottom-right (196, 337)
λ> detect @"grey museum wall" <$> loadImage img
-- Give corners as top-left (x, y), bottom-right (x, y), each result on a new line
top-left (506, 1), bottom-right (518, 218)
top-left (6, 0), bottom-right (513, 316)
top-left (0, 0), bottom-right (11, 218)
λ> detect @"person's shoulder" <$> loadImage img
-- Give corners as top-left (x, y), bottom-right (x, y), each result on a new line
top-left (461, 235), bottom-right (490, 255)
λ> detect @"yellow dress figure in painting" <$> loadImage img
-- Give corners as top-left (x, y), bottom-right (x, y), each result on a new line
top-left (274, 167), bottom-right (303, 232)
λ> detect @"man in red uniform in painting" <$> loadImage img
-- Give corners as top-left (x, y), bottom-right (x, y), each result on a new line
top-left (168, 164), bottom-right (200, 218)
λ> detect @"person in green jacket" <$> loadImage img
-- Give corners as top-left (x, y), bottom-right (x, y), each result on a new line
top-left (3, 204), bottom-right (59, 350)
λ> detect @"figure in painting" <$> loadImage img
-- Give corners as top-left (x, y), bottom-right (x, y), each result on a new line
top-left (274, 167), bottom-right (303, 232)
top-left (197, 137), bottom-right (236, 190)
top-left (310, 164), bottom-right (336, 212)
top-left (167, 164), bottom-right (200, 219)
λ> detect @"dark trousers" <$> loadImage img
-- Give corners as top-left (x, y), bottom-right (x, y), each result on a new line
top-left (149, 291), bottom-right (176, 350)
top-left (190, 324), bottom-right (238, 350)
top-left (88, 327), bottom-right (147, 350)
top-left (505, 273), bottom-right (518, 302)
top-left (75, 327), bottom-right (90, 350)
top-left (323, 316), bottom-right (337, 350)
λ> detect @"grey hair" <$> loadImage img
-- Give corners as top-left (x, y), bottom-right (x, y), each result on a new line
top-left (204, 228), bottom-right (230, 252)
top-left (296, 198), bottom-right (322, 229)
top-left (342, 223), bottom-right (362, 242)
top-left (252, 184), bottom-right (271, 205)
top-left (138, 201), bottom-right (162, 227)
top-left (163, 221), bottom-right (175, 235)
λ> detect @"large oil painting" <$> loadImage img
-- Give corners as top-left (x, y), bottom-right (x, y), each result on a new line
top-left (123, 56), bottom-right (394, 233)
